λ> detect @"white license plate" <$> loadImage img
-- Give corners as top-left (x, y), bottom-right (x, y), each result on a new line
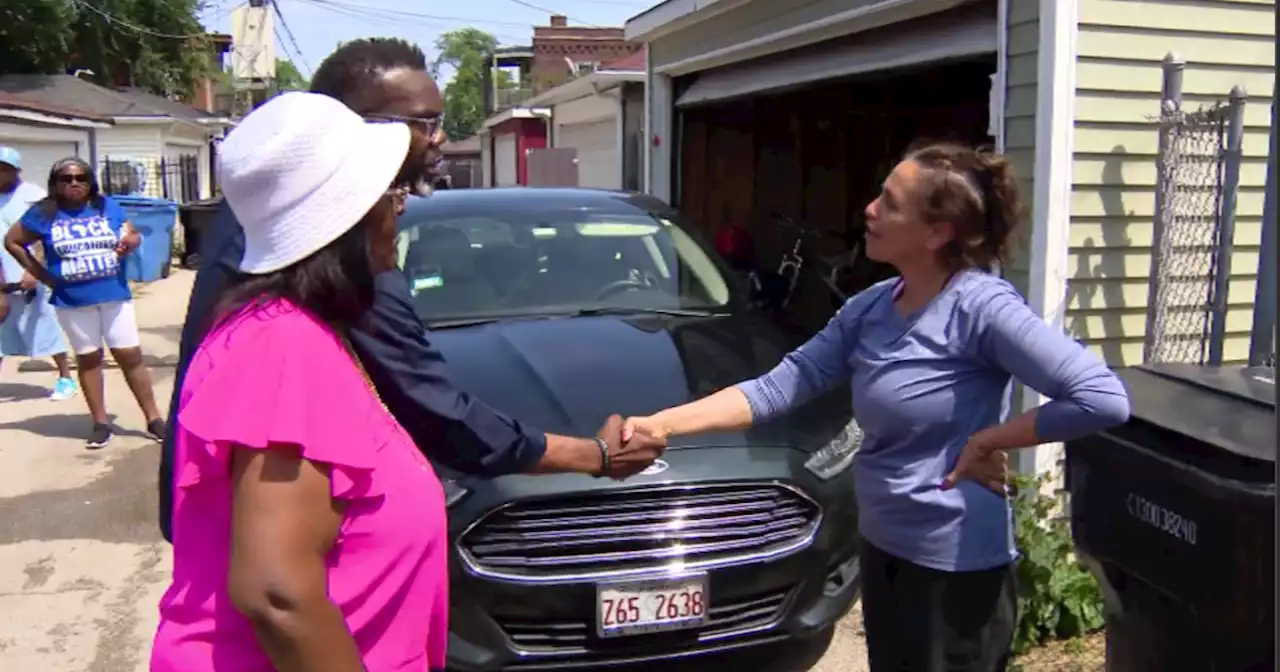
top-left (596, 574), bottom-right (709, 638)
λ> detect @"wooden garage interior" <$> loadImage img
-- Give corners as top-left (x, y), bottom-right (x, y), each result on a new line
top-left (674, 56), bottom-right (998, 335)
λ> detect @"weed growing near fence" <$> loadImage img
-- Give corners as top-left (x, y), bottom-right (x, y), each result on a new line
top-left (1010, 473), bottom-right (1106, 654)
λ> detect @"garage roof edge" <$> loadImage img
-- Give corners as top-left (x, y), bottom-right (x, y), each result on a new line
top-left (625, 0), bottom-right (755, 43)
top-left (481, 107), bottom-right (552, 131)
top-left (638, 0), bottom-right (975, 76)
top-left (0, 94), bottom-right (113, 127)
top-left (522, 71), bottom-right (645, 108)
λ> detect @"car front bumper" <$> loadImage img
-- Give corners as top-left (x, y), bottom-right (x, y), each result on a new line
top-left (443, 445), bottom-right (861, 670)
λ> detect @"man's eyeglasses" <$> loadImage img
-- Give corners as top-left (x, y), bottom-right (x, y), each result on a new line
top-left (364, 113), bottom-right (445, 139)
top-left (57, 174), bottom-right (90, 185)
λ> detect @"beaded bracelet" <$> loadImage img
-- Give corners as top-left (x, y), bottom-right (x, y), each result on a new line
top-left (593, 436), bottom-right (611, 477)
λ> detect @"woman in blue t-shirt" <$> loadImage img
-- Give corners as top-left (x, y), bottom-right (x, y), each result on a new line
top-left (2, 157), bottom-right (165, 449)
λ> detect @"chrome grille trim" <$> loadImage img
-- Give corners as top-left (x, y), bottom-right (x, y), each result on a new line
top-left (458, 482), bottom-right (822, 583)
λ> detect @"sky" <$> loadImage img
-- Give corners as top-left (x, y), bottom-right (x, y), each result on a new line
top-left (198, 0), bottom-right (654, 85)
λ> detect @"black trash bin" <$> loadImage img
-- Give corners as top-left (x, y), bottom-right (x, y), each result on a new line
top-left (1066, 363), bottom-right (1275, 672)
top-left (178, 197), bottom-right (224, 269)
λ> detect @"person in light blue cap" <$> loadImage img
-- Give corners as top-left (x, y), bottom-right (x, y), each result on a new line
top-left (0, 146), bottom-right (78, 399)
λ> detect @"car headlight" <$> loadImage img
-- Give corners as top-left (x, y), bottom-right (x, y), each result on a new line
top-left (804, 418), bottom-right (865, 481)
top-left (441, 477), bottom-right (470, 508)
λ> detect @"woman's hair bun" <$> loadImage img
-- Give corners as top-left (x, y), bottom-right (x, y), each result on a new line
top-left (905, 141), bottom-right (1024, 271)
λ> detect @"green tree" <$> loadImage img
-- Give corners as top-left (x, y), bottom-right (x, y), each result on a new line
top-left (0, 1), bottom-right (76, 75)
top-left (0, 0), bottom-right (208, 97)
top-left (432, 28), bottom-right (515, 141)
top-left (274, 58), bottom-right (309, 92)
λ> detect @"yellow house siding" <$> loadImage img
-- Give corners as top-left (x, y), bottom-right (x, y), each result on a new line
top-left (1068, 0), bottom-right (1275, 366)
top-left (1002, 0), bottom-right (1040, 298)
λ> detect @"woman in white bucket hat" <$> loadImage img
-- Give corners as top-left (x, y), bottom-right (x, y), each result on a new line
top-left (151, 91), bottom-right (449, 672)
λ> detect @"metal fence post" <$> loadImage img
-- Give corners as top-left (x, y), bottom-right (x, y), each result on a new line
top-left (1249, 96), bottom-right (1278, 366)
top-left (1143, 53), bottom-right (1185, 363)
top-left (159, 156), bottom-right (170, 201)
top-left (1207, 86), bottom-right (1246, 365)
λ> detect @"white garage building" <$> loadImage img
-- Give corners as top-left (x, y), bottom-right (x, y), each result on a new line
top-left (524, 68), bottom-right (646, 190)
top-left (0, 74), bottom-right (228, 203)
top-left (0, 96), bottom-right (111, 180)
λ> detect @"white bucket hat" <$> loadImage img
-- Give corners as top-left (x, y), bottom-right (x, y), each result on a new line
top-left (217, 91), bottom-right (411, 275)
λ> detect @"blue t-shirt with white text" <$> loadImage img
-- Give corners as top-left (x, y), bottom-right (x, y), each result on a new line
top-left (20, 197), bottom-right (133, 308)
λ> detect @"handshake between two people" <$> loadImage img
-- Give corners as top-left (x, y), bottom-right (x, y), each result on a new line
top-left (589, 414), bottom-right (1013, 494)
top-left (590, 414), bottom-right (670, 481)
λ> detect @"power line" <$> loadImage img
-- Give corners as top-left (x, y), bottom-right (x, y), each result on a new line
top-left (293, 0), bottom-right (547, 30)
top-left (198, 0), bottom-right (240, 18)
top-left (270, 0), bottom-right (313, 76)
top-left (502, 0), bottom-right (599, 27)
top-left (558, 0), bottom-right (651, 5)
top-left (273, 28), bottom-right (307, 83)
top-left (70, 0), bottom-right (218, 40)
top-left (281, 2), bottom-right (517, 51)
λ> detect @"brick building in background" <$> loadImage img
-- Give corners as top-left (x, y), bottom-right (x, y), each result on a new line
top-left (531, 14), bottom-right (639, 90)
top-left (485, 14), bottom-right (642, 115)
top-left (188, 33), bottom-right (235, 115)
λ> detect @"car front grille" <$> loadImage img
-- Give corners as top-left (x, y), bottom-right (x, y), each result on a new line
top-left (499, 587), bottom-right (794, 656)
top-left (459, 483), bottom-right (822, 581)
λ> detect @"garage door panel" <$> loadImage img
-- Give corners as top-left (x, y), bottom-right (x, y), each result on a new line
top-left (676, 5), bottom-right (995, 107)
top-left (557, 119), bottom-right (617, 190)
top-left (494, 133), bottom-right (517, 187)
top-left (0, 140), bottom-right (78, 179)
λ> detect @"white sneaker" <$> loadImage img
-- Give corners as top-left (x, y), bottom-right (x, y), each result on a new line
top-left (50, 377), bottom-right (79, 400)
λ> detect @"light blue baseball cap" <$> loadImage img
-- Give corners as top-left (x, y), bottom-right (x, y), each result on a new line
top-left (0, 146), bottom-right (19, 170)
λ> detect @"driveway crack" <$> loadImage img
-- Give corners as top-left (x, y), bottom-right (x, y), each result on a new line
top-left (86, 543), bottom-right (166, 672)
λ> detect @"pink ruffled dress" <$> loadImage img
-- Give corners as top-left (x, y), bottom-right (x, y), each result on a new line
top-left (151, 299), bottom-right (449, 672)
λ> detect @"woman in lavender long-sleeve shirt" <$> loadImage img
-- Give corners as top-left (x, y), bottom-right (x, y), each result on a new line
top-left (623, 143), bottom-right (1130, 672)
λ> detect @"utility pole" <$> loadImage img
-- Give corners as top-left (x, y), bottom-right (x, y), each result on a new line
top-left (228, 0), bottom-right (276, 116)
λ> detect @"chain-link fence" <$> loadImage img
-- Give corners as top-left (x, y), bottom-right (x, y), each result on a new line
top-left (1142, 54), bottom-right (1247, 366)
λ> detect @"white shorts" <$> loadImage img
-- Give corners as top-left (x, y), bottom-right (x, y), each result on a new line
top-left (56, 300), bottom-right (142, 355)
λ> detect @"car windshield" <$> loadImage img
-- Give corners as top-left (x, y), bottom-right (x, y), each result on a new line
top-left (395, 203), bottom-right (733, 325)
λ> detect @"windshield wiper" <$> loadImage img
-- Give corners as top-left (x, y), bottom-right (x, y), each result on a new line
top-left (426, 316), bottom-right (507, 329)
top-left (570, 306), bottom-right (722, 318)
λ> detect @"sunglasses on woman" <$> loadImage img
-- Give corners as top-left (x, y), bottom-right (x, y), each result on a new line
top-left (57, 173), bottom-right (91, 185)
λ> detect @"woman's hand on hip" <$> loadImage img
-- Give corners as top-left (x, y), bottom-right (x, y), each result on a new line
top-left (942, 439), bottom-right (1011, 496)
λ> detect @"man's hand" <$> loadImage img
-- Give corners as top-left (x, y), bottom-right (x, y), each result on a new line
top-left (0, 293), bottom-right (9, 324)
top-left (594, 415), bottom-right (667, 480)
top-left (18, 272), bottom-right (37, 291)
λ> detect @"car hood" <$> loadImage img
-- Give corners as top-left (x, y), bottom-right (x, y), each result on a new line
top-left (428, 312), bottom-right (850, 451)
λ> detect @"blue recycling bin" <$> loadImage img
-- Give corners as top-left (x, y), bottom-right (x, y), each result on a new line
top-left (113, 195), bottom-right (179, 282)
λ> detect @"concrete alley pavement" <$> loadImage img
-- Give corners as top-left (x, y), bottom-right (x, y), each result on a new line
top-left (0, 271), bottom-right (190, 672)
top-left (0, 269), bottom-right (869, 671)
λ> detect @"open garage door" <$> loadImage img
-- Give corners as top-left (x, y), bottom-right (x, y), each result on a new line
top-left (676, 3), bottom-right (996, 108)
top-left (556, 119), bottom-right (618, 189)
top-left (0, 140), bottom-right (78, 178)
